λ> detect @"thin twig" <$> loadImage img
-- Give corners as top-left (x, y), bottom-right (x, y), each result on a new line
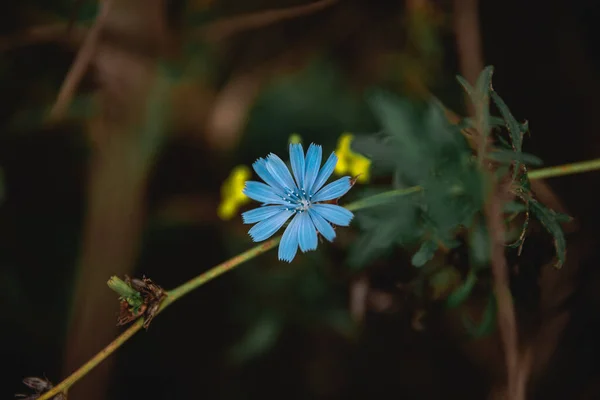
top-left (485, 185), bottom-right (523, 400)
top-left (0, 24), bottom-right (86, 52)
top-left (48, 0), bottom-right (114, 121)
top-left (198, 0), bottom-right (339, 42)
top-left (2, 0), bottom-right (338, 55)
top-left (453, 0), bottom-right (483, 116)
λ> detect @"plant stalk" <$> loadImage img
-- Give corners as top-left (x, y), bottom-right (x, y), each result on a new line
top-left (38, 157), bottom-right (600, 400)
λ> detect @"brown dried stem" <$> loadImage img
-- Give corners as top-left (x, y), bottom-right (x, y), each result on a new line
top-left (48, 0), bottom-right (114, 120)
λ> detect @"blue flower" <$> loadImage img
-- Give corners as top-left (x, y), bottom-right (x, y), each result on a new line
top-left (242, 143), bottom-right (354, 262)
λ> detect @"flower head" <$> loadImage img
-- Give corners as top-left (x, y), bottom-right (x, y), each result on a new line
top-left (334, 133), bottom-right (371, 183)
top-left (242, 143), bottom-right (354, 262)
top-left (218, 165), bottom-right (251, 220)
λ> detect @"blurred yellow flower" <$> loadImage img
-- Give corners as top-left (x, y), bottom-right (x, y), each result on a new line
top-left (334, 133), bottom-right (371, 183)
top-left (218, 165), bottom-right (251, 220)
top-left (288, 133), bottom-right (302, 144)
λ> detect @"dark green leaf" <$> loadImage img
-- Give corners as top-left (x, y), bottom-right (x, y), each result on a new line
top-left (487, 150), bottom-right (543, 166)
top-left (503, 201), bottom-right (528, 214)
top-left (463, 292), bottom-right (497, 338)
top-left (469, 219), bottom-right (490, 268)
top-left (529, 199), bottom-right (568, 267)
top-left (411, 239), bottom-right (438, 267)
top-left (228, 315), bottom-right (283, 365)
top-left (475, 66), bottom-right (495, 103)
top-left (456, 75), bottom-right (474, 98)
top-left (491, 91), bottom-right (523, 152)
top-left (446, 271), bottom-right (477, 308)
top-left (462, 116), bottom-right (506, 130)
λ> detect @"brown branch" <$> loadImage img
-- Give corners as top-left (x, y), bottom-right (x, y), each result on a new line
top-left (0, 23), bottom-right (87, 52)
top-left (453, 0), bottom-right (483, 116)
top-left (48, 0), bottom-right (114, 121)
top-left (198, 0), bottom-right (339, 42)
top-left (453, 1), bottom-right (525, 397)
top-left (484, 184), bottom-right (524, 400)
top-left (2, 0), bottom-right (339, 55)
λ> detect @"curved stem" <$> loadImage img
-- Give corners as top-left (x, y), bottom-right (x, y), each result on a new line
top-left (38, 157), bottom-right (600, 400)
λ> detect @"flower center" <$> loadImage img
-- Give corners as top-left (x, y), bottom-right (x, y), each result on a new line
top-left (298, 198), bottom-right (311, 211)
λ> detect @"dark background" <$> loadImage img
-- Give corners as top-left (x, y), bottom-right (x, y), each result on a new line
top-left (1, 0), bottom-right (600, 399)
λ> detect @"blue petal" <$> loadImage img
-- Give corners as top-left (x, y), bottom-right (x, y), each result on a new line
top-left (310, 151), bottom-right (337, 195)
top-left (243, 181), bottom-right (287, 205)
top-left (266, 153), bottom-right (298, 191)
top-left (308, 208), bottom-right (336, 242)
top-left (278, 213), bottom-right (302, 262)
top-left (311, 177), bottom-right (352, 202)
top-left (303, 144), bottom-right (322, 193)
top-left (297, 212), bottom-right (318, 252)
top-left (242, 205), bottom-right (287, 224)
top-left (289, 143), bottom-right (305, 190)
top-left (311, 204), bottom-right (353, 226)
top-left (248, 209), bottom-right (294, 242)
top-left (252, 158), bottom-right (286, 195)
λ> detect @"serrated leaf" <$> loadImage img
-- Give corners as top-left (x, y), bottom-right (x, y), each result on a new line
top-left (351, 134), bottom-right (402, 174)
top-left (462, 292), bottom-right (497, 338)
top-left (445, 270), bottom-right (477, 308)
top-left (349, 198), bottom-right (423, 268)
top-left (475, 66), bottom-right (495, 103)
top-left (487, 150), bottom-right (543, 166)
top-left (491, 91), bottom-right (523, 152)
top-left (411, 239), bottom-right (438, 267)
top-left (456, 75), bottom-right (474, 98)
top-left (529, 199), bottom-right (568, 268)
top-left (554, 211), bottom-right (573, 223)
top-left (475, 66), bottom-right (494, 138)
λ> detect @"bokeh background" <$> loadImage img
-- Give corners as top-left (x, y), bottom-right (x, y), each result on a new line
top-left (2, 0), bottom-right (600, 399)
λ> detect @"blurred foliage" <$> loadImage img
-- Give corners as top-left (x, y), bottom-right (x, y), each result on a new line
top-left (1, 0), bottom-right (593, 398)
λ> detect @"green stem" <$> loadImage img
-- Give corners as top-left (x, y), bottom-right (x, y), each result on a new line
top-left (528, 158), bottom-right (600, 180)
top-left (345, 186), bottom-right (422, 211)
top-left (39, 320), bottom-right (143, 400)
top-left (38, 157), bottom-right (600, 400)
top-left (165, 237), bottom-right (281, 304)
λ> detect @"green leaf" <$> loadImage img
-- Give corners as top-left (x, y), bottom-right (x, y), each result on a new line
top-left (107, 276), bottom-right (138, 298)
top-left (503, 201), bottom-right (528, 215)
top-left (429, 266), bottom-right (462, 301)
top-left (349, 197), bottom-right (423, 268)
top-left (411, 239), bottom-right (438, 267)
top-left (463, 292), bottom-right (497, 338)
top-left (445, 270), bottom-right (477, 308)
top-left (367, 91), bottom-right (427, 178)
top-left (469, 219), bottom-right (490, 268)
top-left (487, 150), bottom-right (543, 166)
top-left (529, 199), bottom-right (568, 268)
top-left (475, 66), bottom-right (495, 104)
top-left (456, 75), bottom-right (474, 98)
top-left (491, 91), bottom-right (523, 152)
top-left (462, 116), bottom-right (506, 130)
top-left (351, 134), bottom-right (402, 174)
top-left (228, 314), bottom-right (283, 365)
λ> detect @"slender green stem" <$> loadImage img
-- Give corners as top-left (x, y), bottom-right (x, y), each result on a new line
top-left (345, 186), bottom-right (422, 211)
top-left (165, 237), bottom-right (281, 304)
top-left (38, 157), bottom-right (600, 400)
top-left (528, 158), bottom-right (600, 180)
top-left (39, 320), bottom-right (143, 400)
